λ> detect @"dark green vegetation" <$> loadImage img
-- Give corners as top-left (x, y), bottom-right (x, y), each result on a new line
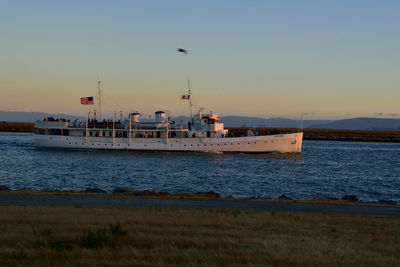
top-left (0, 205), bottom-right (399, 266)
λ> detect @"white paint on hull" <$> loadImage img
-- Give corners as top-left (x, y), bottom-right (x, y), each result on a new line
top-left (34, 132), bottom-right (303, 153)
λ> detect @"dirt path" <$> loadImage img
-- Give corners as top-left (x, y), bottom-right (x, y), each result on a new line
top-left (0, 194), bottom-right (399, 216)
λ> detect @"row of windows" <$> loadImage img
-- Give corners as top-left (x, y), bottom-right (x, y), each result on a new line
top-left (65, 140), bottom-right (275, 147)
top-left (35, 129), bottom-right (69, 135)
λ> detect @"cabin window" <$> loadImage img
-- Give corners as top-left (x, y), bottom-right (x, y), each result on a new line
top-left (35, 128), bottom-right (47, 135)
top-left (48, 129), bottom-right (62, 135)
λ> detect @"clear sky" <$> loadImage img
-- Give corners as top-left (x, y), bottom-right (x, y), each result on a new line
top-left (1, 0), bottom-right (399, 119)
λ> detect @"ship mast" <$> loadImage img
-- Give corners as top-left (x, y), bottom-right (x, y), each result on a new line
top-left (98, 80), bottom-right (103, 121)
top-left (187, 78), bottom-right (193, 124)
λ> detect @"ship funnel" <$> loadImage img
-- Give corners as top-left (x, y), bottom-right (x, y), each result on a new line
top-left (155, 111), bottom-right (166, 123)
top-left (131, 112), bottom-right (140, 123)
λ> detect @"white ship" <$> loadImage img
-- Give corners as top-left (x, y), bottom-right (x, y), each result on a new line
top-left (34, 81), bottom-right (303, 153)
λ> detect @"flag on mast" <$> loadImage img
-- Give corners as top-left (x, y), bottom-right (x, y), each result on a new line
top-left (181, 94), bottom-right (190, 100)
top-left (80, 96), bottom-right (94, 105)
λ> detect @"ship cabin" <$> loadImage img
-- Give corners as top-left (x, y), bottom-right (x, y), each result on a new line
top-left (34, 110), bottom-right (229, 139)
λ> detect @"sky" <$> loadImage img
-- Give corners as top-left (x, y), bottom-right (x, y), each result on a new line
top-left (1, 0), bottom-right (399, 120)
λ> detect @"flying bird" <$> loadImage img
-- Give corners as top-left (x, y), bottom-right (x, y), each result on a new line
top-left (177, 48), bottom-right (188, 55)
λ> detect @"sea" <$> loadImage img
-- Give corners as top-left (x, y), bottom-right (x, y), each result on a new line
top-left (0, 132), bottom-right (399, 202)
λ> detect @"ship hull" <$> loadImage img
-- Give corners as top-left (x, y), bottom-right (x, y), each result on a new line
top-left (34, 132), bottom-right (303, 153)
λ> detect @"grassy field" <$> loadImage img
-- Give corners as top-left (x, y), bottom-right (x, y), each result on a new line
top-left (0, 205), bottom-right (399, 266)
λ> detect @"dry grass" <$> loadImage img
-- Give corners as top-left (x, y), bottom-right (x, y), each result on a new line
top-left (0, 122), bottom-right (34, 132)
top-left (0, 205), bottom-right (399, 266)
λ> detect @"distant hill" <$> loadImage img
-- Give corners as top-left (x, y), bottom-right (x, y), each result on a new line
top-left (309, 118), bottom-right (400, 130)
top-left (0, 111), bottom-right (85, 122)
top-left (173, 115), bottom-right (330, 128)
top-left (218, 116), bottom-right (331, 128)
top-left (4, 110), bottom-right (400, 130)
top-left (0, 111), bottom-right (330, 128)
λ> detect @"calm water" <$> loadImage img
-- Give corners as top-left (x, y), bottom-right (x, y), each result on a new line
top-left (0, 132), bottom-right (399, 202)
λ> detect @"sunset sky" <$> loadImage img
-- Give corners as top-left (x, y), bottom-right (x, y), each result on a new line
top-left (1, 0), bottom-right (399, 119)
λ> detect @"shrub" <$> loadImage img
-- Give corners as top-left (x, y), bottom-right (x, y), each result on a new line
top-left (81, 227), bottom-right (116, 248)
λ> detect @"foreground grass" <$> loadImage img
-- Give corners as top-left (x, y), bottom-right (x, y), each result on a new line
top-left (0, 206), bottom-right (399, 266)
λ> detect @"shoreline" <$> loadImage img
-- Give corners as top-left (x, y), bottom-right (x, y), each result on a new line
top-left (2, 122), bottom-right (400, 142)
top-left (0, 187), bottom-right (398, 211)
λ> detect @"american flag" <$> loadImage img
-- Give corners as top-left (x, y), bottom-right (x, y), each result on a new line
top-left (80, 96), bottom-right (94, 105)
top-left (181, 94), bottom-right (190, 100)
